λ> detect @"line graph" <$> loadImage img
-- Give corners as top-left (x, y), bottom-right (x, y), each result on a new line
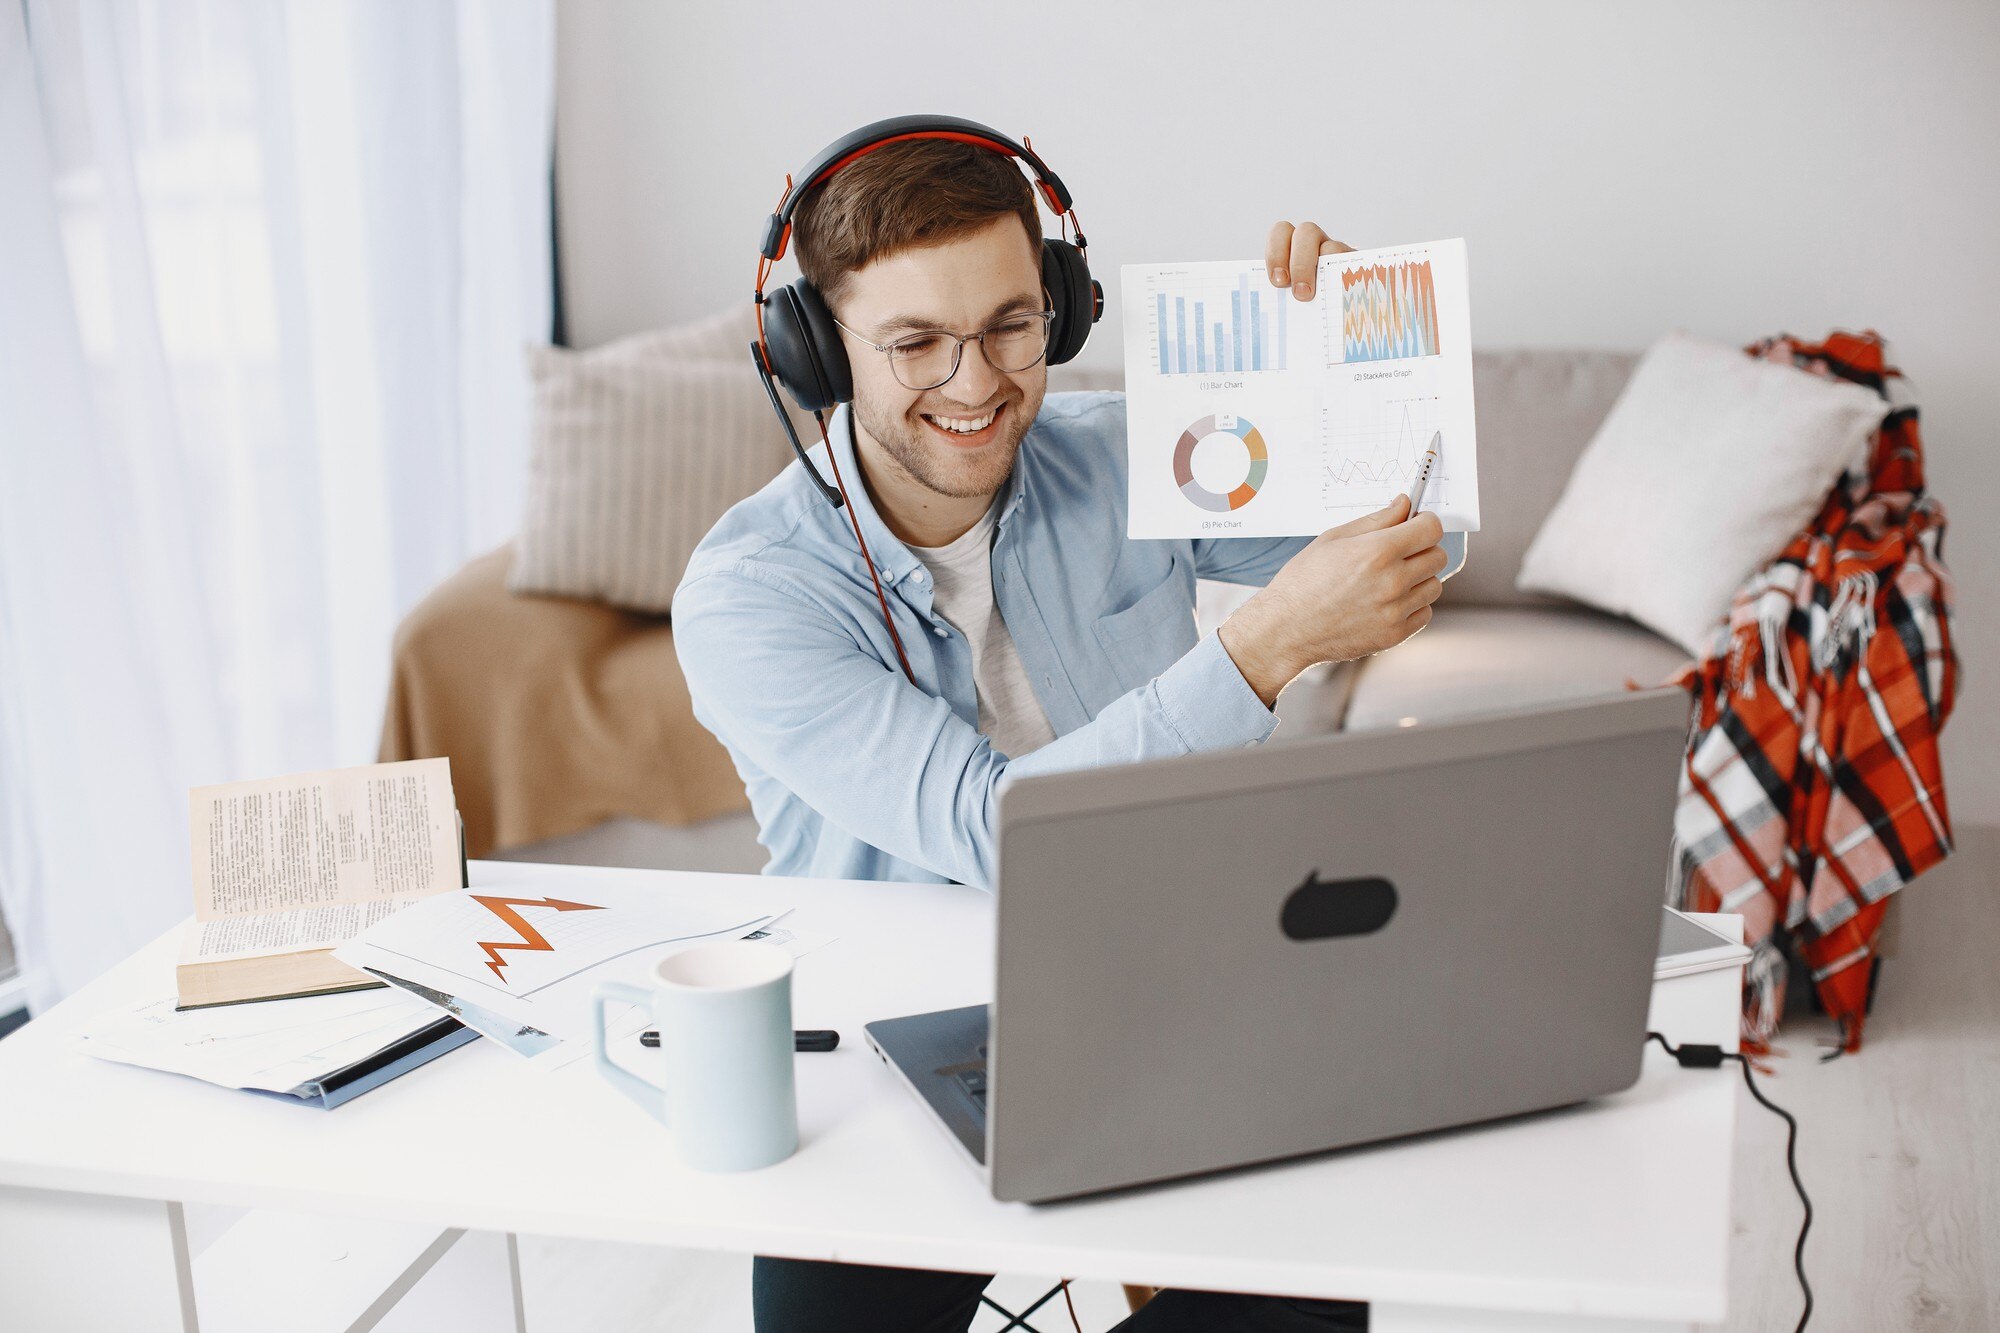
top-left (1339, 260), bottom-right (1441, 363)
top-left (1321, 396), bottom-right (1445, 494)
top-left (470, 895), bottom-right (605, 982)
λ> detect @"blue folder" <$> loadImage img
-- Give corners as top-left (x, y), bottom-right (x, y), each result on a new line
top-left (247, 1015), bottom-right (480, 1111)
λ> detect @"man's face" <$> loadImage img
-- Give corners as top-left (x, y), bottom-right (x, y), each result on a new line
top-left (833, 215), bottom-right (1048, 502)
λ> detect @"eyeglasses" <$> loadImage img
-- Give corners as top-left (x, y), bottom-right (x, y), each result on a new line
top-left (831, 308), bottom-right (1056, 391)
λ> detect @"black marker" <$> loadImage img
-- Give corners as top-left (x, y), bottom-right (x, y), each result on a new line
top-left (640, 1028), bottom-right (840, 1053)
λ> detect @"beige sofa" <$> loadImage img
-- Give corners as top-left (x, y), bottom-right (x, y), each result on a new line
top-left (1278, 349), bottom-right (1691, 738)
top-left (464, 347), bottom-right (1693, 871)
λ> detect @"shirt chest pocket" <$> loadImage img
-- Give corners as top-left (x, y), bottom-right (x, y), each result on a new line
top-left (1092, 557), bottom-right (1198, 690)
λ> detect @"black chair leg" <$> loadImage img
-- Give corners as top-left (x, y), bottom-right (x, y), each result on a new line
top-left (982, 1282), bottom-right (1070, 1331)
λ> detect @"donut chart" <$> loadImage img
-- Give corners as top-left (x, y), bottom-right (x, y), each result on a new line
top-left (1173, 414), bottom-right (1269, 512)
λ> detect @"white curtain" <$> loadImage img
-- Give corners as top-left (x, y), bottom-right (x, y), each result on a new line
top-left (0, 0), bottom-right (554, 1012)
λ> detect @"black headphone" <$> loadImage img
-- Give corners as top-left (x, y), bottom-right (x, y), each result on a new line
top-left (750, 114), bottom-right (1103, 508)
top-left (748, 115), bottom-right (1100, 685)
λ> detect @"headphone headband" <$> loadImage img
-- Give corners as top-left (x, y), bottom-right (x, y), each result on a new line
top-left (758, 113), bottom-right (1077, 262)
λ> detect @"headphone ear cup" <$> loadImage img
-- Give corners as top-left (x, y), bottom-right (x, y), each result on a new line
top-left (1040, 239), bottom-right (1098, 367)
top-left (761, 281), bottom-right (852, 413)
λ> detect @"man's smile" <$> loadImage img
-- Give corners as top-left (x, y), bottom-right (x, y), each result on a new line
top-left (918, 401), bottom-right (1009, 449)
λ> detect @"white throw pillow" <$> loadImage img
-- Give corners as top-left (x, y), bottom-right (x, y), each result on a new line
top-left (509, 311), bottom-right (816, 613)
top-left (1515, 331), bottom-right (1887, 654)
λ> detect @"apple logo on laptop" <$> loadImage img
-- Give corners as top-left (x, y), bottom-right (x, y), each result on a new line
top-left (1280, 871), bottom-right (1398, 941)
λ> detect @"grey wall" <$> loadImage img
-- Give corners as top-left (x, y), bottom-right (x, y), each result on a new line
top-left (553, 0), bottom-right (1999, 823)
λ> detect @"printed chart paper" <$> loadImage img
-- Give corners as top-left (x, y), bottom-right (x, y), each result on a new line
top-left (335, 874), bottom-right (792, 1063)
top-left (1121, 239), bottom-right (1477, 539)
top-left (78, 987), bottom-right (442, 1094)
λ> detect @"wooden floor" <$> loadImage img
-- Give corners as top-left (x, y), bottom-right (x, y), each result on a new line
top-left (1717, 824), bottom-right (1999, 1333)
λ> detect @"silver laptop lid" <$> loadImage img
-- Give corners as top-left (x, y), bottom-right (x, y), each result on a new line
top-left (989, 688), bottom-right (1689, 1203)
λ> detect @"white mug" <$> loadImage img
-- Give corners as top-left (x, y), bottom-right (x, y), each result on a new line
top-left (590, 939), bottom-right (798, 1172)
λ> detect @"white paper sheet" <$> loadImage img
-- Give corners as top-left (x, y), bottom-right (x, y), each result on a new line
top-left (77, 988), bottom-right (442, 1094)
top-left (334, 878), bottom-right (790, 1061)
top-left (1121, 239), bottom-right (1478, 540)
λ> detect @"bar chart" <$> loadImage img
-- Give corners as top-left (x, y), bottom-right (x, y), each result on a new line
top-left (1147, 268), bottom-right (1289, 376)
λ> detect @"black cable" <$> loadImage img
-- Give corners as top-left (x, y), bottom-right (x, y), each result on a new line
top-left (1647, 1032), bottom-right (1813, 1332)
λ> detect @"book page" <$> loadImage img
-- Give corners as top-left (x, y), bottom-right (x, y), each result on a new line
top-left (1120, 238), bottom-right (1478, 539)
top-left (189, 757), bottom-right (459, 921)
top-left (180, 896), bottom-right (436, 963)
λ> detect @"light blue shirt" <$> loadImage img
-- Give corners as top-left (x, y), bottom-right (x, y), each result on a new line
top-left (673, 391), bottom-right (1309, 889)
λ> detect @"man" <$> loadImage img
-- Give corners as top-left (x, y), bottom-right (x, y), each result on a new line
top-left (674, 135), bottom-right (1443, 1331)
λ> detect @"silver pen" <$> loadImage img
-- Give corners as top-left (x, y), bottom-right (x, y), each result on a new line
top-left (1403, 432), bottom-right (1441, 515)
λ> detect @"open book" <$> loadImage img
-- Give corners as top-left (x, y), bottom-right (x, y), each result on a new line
top-left (177, 758), bottom-right (464, 1009)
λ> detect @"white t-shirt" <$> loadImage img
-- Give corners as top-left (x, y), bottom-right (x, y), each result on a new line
top-left (909, 504), bottom-right (1058, 761)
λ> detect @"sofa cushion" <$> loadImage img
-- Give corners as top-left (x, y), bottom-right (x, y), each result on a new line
top-left (1515, 331), bottom-right (1888, 654)
top-left (1446, 349), bottom-right (1639, 608)
top-left (510, 309), bottom-right (818, 613)
top-left (1341, 605), bottom-right (1693, 732)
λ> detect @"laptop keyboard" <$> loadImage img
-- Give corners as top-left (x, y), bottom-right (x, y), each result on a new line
top-left (950, 1044), bottom-right (989, 1111)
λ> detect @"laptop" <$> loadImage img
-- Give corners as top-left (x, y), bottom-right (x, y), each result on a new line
top-left (865, 688), bottom-right (1690, 1204)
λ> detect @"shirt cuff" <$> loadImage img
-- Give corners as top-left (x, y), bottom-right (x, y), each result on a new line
top-left (1153, 631), bottom-right (1281, 754)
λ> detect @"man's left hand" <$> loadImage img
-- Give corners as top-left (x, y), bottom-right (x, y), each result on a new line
top-left (1265, 221), bottom-right (1355, 301)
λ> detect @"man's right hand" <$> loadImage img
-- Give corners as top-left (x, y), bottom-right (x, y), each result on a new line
top-left (1218, 495), bottom-right (1446, 706)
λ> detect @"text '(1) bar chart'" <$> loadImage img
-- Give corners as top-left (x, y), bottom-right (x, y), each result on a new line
top-left (1152, 270), bottom-right (1287, 377)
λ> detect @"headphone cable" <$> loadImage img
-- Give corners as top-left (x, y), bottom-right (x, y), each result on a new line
top-left (816, 412), bottom-right (917, 685)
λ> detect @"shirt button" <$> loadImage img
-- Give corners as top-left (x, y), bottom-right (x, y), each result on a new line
top-left (933, 626), bottom-right (949, 638)
top-left (915, 570), bottom-right (928, 583)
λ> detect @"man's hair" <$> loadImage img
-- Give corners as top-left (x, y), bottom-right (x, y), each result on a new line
top-left (792, 138), bottom-right (1042, 310)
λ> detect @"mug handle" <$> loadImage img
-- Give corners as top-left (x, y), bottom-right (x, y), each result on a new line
top-left (591, 980), bottom-right (669, 1124)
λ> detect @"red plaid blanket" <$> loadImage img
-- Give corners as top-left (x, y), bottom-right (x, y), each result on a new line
top-left (1670, 331), bottom-right (1958, 1055)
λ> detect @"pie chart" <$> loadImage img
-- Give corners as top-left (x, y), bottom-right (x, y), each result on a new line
top-left (1173, 414), bottom-right (1268, 513)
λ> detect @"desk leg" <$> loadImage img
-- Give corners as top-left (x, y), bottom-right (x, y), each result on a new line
top-left (1371, 1305), bottom-right (1700, 1333)
top-left (506, 1232), bottom-right (528, 1333)
top-left (0, 1185), bottom-right (197, 1331)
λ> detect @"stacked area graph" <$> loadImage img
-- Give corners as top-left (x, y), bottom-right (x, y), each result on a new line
top-left (1340, 260), bottom-right (1441, 363)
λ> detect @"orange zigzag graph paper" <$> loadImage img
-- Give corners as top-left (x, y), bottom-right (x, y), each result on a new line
top-left (1341, 260), bottom-right (1441, 363)
top-left (470, 895), bottom-right (605, 982)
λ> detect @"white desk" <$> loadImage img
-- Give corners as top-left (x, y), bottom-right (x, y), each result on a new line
top-left (0, 862), bottom-right (1741, 1332)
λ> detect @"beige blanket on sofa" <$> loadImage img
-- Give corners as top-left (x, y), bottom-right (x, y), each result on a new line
top-left (377, 545), bottom-right (748, 857)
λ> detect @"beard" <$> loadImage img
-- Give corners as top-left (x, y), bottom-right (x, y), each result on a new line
top-left (852, 379), bottom-right (1044, 501)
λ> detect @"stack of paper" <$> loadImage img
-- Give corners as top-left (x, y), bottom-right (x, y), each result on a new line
top-left (1655, 907), bottom-right (1752, 980)
top-left (78, 986), bottom-right (451, 1098)
top-left (334, 877), bottom-right (799, 1065)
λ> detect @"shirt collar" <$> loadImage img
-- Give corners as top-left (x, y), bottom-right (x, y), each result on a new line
top-left (823, 404), bottom-right (1034, 586)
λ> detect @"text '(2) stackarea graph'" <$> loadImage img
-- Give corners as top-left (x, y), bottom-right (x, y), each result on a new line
top-left (1340, 259), bottom-right (1441, 364)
